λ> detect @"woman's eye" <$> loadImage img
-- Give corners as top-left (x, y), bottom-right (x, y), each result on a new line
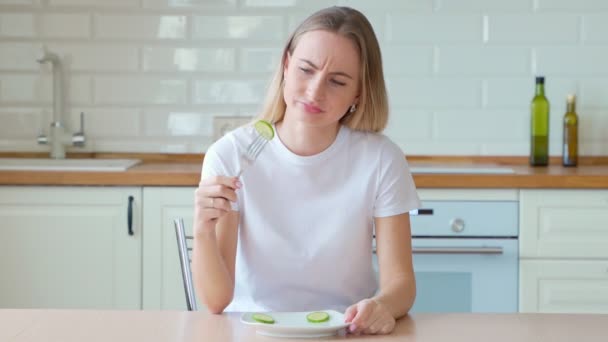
top-left (299, 67), bottom-right (312, 74)
top-left (330, 79), bottom-right (346, 86)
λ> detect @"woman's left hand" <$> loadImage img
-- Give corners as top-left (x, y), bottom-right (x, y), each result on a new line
top-left (343, 298), bottom-right (395, 335)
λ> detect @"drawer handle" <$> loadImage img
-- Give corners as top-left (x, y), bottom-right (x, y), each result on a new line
top-left (410, 208), bottom-right (434, 216)
top-left (373, 246), bottom-right (503, 255)
top-left (127, 195), bottom-right (134, 236)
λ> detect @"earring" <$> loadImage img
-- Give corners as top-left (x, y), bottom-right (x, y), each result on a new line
top-left (349, 104), bottom-right (357, 113)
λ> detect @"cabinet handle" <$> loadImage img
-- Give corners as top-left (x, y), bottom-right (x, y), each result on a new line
top-left (410, 208), bottom-right (434, 216)
top-left (127, 195), bottom-right (134, 236)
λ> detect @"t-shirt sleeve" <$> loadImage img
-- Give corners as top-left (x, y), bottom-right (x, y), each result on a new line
top-left (373, 139), bottom-right (421, 217)
top-left (201, 136), bottom-right (240, 211)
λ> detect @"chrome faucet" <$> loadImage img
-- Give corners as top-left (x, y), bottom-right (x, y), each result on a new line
top-left (36, 47), bottom-right (85, 159)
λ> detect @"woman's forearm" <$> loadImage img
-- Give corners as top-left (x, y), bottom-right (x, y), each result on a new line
top-left (373, 275), bottom-right (416, 319)
top-left (191, 229), bottom-right (234, 314)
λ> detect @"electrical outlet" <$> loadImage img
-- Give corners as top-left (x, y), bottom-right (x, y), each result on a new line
top-left (213, 116), bottom-right (253, 142)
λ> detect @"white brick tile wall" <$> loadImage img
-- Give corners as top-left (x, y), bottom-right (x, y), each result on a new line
top-left (142, 110), bottom-right (213, 137)
top-left (48, 44), bottom-right (138, 71)
top-left (143, 0), bottom-right (236, 9)
top-left (384, 109), bottom-right (432, 141)
top-left (0, 13), bottom-right (35, 37)
top-left (536, 0), bottom-right (608, 11)
top-left (240, 48), bottom-right (281, 73)
top-left (433, 109), bottom-right (527, 142)
top-left (40, 13), bottom-right (90, 38)
top-left (0, 108), bottom-right (43, 138)
top-left (383, 46), bottom-right (433, 76)
top-left (437, 46), bottom-right (529, 76)
top-left (536, 47), bottom-right (608, 76)
top-left (0, 0), bottom-right (38, 5)
top-left (0, 43), bottom-right (39, 70)
top-left (49, 0), bottom-right (138, 7)
top-left (582, 14), bottom-right (608, 43)
top-left (95, 15), bottom-right (187, 40)
top-left (142, 47), bottom-right (236, 72)
top-left (387, 78), bottom-right (481, 108)
top-left (581, 110), bottom-right (608, 143)
top-left (192, 16), bottom-right (284, 41)
top-left (580, 80), bottom-right (608, 107)
top-left (0, 0), bottom-right (606, 156)
top-left (436, 0), bottom-right (531, 12)
top-left (487, 14), bottom-right (579, 43)
top-left (0, 74), bottom-right (91, 104)
top-left (69, 108), bottom-right (139, 138)
top-left (339, 0), bottom-right (432, 11)
top-left (245, 0), bottom-right (334, 8)
top-left (387, 14), bottom-right (482, 43)
top-left (193, 79), bottom-right (267, 104)
top-left (484, 78), bottom-right (531, 108)
top-left (94, 77), bottom-right (187, 105)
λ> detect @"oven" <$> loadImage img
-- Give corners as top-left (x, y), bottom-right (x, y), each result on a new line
top-left (373, 199), bottom-right (519, 313)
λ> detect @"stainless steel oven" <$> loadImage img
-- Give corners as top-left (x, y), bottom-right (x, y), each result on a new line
top-left (373, 200), bottom-right (519, 313)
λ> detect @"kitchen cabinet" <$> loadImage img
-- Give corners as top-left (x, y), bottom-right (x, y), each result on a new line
top-left (0, 186), bottom-right (142, 309)
top-left (142, 186), bottom-right (201, 311)
top-left (519, 189), bottom-right (608, 313)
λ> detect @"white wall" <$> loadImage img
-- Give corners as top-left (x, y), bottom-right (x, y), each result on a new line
top-left (0, 0), bottom-right (606, 155)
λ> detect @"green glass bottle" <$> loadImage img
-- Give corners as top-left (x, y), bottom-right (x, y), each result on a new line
top-left (562, 94), bottom-right (578, 167)
top-left (530, 76), bottom-right (549, 166)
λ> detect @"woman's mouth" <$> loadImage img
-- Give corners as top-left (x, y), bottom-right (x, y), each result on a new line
top-left (301, 101), bottom-right (322, 114)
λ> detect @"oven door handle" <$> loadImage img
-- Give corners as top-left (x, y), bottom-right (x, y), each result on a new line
top-left (373, 246), bottom-right (504, 255)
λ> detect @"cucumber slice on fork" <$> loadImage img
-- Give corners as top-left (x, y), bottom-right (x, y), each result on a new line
top-left (254, 120), bottom-right (274, 140)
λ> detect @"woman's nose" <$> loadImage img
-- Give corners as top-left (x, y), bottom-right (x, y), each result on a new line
top-left (306, 76), bottom-right (325, 101)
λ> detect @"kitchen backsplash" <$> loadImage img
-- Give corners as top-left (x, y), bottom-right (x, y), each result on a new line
top-left (0, 0), bottom-right (606, 155)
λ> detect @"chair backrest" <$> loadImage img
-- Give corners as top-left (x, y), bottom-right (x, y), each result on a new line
top-left (173, 218), bottom-right (197, 311)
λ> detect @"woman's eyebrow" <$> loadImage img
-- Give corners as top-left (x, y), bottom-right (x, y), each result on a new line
top-left (299, 58), bottom-right (354, 79)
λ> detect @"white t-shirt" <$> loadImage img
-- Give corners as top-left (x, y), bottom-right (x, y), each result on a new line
top-left (201, 123), bottom-right (420, 312)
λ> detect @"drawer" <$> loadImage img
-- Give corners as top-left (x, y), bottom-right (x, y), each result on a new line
top-left (520, 259), bottom-right (608, 313)
top-left (520, 190), bottom-right (608, 258)
top-left (411, 200), bottom-right (518, 237)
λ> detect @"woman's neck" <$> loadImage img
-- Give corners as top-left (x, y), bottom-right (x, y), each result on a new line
top-left (276, 118), bottom-right (340, 157)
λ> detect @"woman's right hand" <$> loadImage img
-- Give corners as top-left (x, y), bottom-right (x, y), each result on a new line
top-left (194, 176), bottom-right (241, 236)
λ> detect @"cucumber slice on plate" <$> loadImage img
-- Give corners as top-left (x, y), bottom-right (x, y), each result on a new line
top-left (252, 313), bottom-right (275, 324)
top-left (254, 120), bottom-right (274, 140)
top-left (306, 311), bottom-right (330, 323)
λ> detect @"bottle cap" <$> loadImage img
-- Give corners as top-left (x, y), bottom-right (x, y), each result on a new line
top-left (567, 94), bottom-right (576, 103)
top-left (535, 76), bottom-right (545, 84)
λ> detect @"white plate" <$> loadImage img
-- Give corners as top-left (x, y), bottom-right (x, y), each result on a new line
top-left (240, 309), bottom-right (349, 339)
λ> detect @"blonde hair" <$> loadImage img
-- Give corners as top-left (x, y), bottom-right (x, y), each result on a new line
top-left (257, 6), bottom-right (388, 133)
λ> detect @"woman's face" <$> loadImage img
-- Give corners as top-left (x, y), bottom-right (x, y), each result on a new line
top-left (282, 30), bottom-right (361, 129)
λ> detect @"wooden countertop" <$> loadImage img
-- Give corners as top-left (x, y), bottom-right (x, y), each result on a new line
top-left (1, 154), bottom-right (607, 188)
top-left (2, 309), bottom-right (608, 341)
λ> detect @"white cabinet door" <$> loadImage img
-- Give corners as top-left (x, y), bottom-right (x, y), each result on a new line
top-left (142, 187), bottom-right (202, 310)
top-left (0, 186), bottom-right (142, 309)
top-left (520, 260), bottom-right (608, 313)
top-left (520, 190), bottom-right (608, 258)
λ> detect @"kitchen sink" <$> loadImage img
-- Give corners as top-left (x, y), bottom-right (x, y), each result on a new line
top-left (0, 158), bottom-right (141, 172)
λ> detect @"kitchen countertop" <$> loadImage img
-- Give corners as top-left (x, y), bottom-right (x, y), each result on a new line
top-left (2, 309), bottom-right (608, 342)
top-left (0, 154), bottom-right (607, 188)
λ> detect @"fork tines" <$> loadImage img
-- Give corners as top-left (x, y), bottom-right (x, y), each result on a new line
top-left (247, 134), bottom-right (268, 160)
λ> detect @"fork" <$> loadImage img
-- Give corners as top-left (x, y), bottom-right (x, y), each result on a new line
top-left (236, 132), bottom-right (270, 177)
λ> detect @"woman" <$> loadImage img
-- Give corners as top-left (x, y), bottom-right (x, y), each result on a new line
top-left (193, 6), bottom-right (420, 335)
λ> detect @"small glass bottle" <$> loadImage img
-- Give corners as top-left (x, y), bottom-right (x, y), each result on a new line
top-left (530, 76), bottom-right (550, 166)
top-left (562, 94), bottom-right (578, 167)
